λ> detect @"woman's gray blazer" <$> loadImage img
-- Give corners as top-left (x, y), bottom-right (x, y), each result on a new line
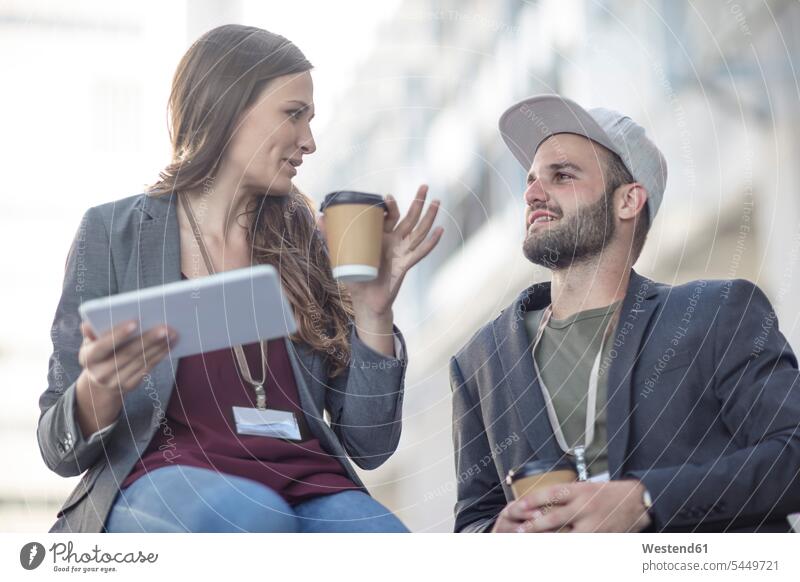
top-left (38, 192), bottom-right (408, 533)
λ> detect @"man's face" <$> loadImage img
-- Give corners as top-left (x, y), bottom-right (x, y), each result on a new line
top-left (522, 133), bottom-right (616, 269)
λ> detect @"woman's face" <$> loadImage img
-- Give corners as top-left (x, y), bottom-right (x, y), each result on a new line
top-left (223, 71), bottom-right (316, 196)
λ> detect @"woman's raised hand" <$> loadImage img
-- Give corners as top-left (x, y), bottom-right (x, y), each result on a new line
top-left (343, 184), bottom-right (444, 317)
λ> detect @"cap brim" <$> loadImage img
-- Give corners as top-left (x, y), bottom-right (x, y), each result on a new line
top-left (498, 95), bottom-right (619, 170)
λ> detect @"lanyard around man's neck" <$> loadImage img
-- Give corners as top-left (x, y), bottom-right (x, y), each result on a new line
top-left (530, 304), bottom-right (619, 480)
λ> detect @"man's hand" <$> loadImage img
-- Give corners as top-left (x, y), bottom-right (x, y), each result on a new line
top-left (492, 483), bottom-right (574, 532)
top-left (519, 480), bottom-right (652, 533)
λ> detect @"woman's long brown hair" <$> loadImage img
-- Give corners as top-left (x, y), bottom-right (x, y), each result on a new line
top-left (147, 24), bottom-right (354, 377)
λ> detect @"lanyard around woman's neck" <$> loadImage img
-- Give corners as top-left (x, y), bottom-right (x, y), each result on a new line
top-left (530, 303), bottom-right (618, 480)
top-left (179, 191), bottom-right (269, 410)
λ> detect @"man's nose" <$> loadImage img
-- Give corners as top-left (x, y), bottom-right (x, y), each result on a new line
top-left (524, 178), bottom-right (547, 206)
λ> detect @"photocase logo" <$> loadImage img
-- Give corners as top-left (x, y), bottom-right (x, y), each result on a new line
top-left (20, 542), bottom-right (46, 570)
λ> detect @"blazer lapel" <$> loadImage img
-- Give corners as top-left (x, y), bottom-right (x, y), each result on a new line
top-left (605, 270), bottom-right (661, 478)
top-left (137, 192), bottom-right (181, 290)
top-left (493, 282), bottom-right (563, 460)
top-left (284, 338), bottom-right (324, 419)
top-left (130, 193), bottom-right (182, 426)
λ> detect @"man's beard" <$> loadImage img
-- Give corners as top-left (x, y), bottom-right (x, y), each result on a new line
top-left (523, 189), bottom-right (615, 269)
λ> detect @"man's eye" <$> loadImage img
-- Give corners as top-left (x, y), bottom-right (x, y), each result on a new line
top-left (556, 173), bottom-right (573, 181)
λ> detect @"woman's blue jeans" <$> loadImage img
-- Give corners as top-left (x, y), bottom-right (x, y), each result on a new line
top-left (104, 465), bottom-right (409, 533)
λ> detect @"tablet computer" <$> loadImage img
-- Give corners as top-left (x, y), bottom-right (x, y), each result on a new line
top-left (79, 265), bottom-right (297, 358)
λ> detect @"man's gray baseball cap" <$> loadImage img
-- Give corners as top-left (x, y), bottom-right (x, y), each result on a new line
top-left (498, 94), bottom-right (667, 224)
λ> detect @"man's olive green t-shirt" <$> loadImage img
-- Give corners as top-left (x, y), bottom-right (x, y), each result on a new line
top-left (524, 301), bottom-right (621, 477)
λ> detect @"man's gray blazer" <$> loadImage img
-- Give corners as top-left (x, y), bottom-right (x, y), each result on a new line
top-left (451, 270), bottom-right (800, 532)
top-left (38, 192), bottom-right (408, 533)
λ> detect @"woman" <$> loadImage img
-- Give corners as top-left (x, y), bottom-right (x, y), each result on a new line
top-left (37, 24), bottom-right (442, 533)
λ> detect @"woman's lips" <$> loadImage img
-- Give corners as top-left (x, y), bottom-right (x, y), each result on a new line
top-left (281, 159), bottom-right (298, 175)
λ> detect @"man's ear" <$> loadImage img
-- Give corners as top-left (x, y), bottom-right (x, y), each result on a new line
top-left (617, 183), bottom-right (648, 223)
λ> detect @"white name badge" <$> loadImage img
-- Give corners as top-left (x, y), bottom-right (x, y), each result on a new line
top-left (232, 406), bottom-right (303, 441)
top-left (588, 471), bottom-right (610, 483)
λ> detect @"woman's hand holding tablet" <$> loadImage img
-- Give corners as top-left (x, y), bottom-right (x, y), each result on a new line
top-left (74, 319), bottom-right (175, 438)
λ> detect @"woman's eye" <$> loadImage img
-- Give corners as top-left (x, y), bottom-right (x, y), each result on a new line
top-left (288, 110), bottom-right (303, 120)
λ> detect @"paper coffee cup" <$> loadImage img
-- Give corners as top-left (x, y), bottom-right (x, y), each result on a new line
top-left (320, 191), bottom-right (387, 282)
top-left (506, 458), bottom-right (577, 500)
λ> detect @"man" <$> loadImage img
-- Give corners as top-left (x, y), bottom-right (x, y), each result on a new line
top-left (450, 95), bottom-right (800, 533)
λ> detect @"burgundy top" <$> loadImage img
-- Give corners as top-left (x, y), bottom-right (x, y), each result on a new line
top-left (121, 276), bottom-right (360, 504)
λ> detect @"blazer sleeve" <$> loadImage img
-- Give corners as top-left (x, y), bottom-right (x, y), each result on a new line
top-left (451, 356), bottom-right (506, 532)
top-left (625, 279), bottom-right (800, 530)
top-left (37, 206), bottom-right (121, 478)
top-left (324, 322), bottom-right (408, 470)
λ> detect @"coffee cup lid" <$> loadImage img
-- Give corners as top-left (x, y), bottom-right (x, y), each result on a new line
top-left (320, 190), bottom-right (387, 212)
top-left (506, 458), bottom-right (576, 485)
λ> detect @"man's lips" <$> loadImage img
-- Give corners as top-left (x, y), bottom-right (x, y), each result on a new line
top-left (527, 209), bottom-right (560, 226)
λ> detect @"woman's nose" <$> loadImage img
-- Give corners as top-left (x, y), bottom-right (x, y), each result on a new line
top-left (299, 130), bottom-right (316, 155)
